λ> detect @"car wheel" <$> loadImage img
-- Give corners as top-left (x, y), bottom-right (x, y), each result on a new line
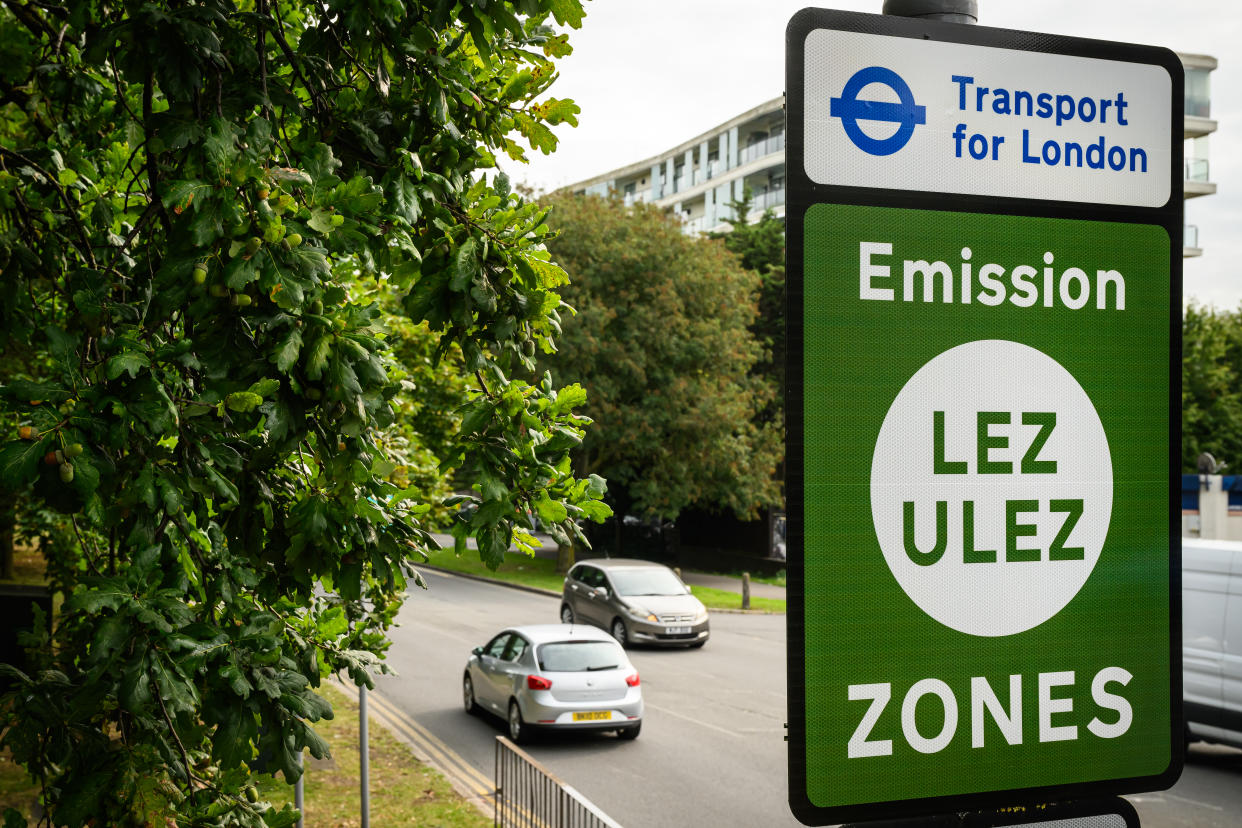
top-left (508, 699), bottom-right (528, 744)
top-left (560, 603), bottom-right (574, 624)
top-left (610, 618), bottom-right (628, 647)
top-left (463, 673), bottom-right (478, 714)
top-left (617, 722), bottom-right (641, 740)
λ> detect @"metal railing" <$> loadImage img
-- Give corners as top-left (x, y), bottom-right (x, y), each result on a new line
top-left (751, 188), bottom-right (786, 210)
top-left (739, 132), bottom-right (785, 166)
top-left (494, 736), bottom-right (624, 828)
top-left (682, 215), bottom-right (715, 234)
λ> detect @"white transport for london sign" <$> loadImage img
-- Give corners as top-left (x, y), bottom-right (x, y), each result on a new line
top-left (803, 28), bottom-right (1173, 207)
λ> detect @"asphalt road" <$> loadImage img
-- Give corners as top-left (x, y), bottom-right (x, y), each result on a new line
top-left (371, 568), bottom-right (1242, 828)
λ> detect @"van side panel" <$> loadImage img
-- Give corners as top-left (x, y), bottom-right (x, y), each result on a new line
top-left (1183, 541), bottom-right (1229, 717)
top-left (1225, 547), bottom-right (1242, 727)
top-left (1183, 539), bottom-right (1242, 747)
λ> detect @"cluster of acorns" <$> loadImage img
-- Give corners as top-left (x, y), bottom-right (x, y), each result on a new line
top-left (17, 426), bottom-right (82, 482)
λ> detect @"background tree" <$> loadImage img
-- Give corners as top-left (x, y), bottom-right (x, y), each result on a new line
top-left (541, 193), bottom-right (782, 523)
top-left (709, 187), bottom-right (785, 425)
top-left (1182, 302), bottom-right (1242, 472)
top-left (0, 2), bottom-right (607, 825)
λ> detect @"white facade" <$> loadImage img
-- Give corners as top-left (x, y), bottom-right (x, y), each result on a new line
top-left (567, 52), bottom-right (1216, 258)
top-left (568, 96), bottom-right (787, 235)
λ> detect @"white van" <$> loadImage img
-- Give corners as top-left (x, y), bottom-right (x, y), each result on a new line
top-left (1183, 539), bottom-right (1242, 748)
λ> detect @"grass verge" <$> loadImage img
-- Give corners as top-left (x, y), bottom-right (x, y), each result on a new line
top-left (686, 585), bottom-right (785, 613)
top-left (423, 546), bottom-right (566, 592)
top-left (421, 548), bottom-right (786, 613)
top-left (1, 685), bottom-right (489, 827)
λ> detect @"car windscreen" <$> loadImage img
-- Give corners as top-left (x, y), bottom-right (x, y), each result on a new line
top-left (537, 641), bottom-right (625, 672)
top-left (608, 567), bottom-right (686, 596)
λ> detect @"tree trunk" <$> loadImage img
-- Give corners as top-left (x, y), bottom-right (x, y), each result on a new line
top-left (0, 500), bottom-right (14, 581)
top-left (556, 541), bottom-right (575, 573)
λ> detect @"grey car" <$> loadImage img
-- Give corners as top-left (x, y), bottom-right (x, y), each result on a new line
top-left (560, 559), bottom-right (710, 648)
top-left (463, 624), bottom-right (643, 743)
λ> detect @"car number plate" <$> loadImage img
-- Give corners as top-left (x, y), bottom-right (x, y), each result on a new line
top-left (665, 626), bottom-right (691, 635)
top-left (572, 711), bottom-right (611, 722)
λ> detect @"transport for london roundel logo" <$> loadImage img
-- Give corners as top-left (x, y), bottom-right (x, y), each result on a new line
top-left (830, 66), bottom-right (926, 156)
top-left (869, 340), bottom-right (1113, 637)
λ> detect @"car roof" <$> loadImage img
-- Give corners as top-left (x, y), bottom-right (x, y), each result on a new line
top-left (504, 624), bottom-right (621, 645)
top-left (575, 558), bottom-right (672, 571)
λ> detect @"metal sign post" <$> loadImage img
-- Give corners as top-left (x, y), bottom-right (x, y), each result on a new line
top-left (785, 8), bottom-right (1182, 825)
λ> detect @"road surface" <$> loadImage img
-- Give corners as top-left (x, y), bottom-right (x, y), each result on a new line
top-left (363, 568), bottom-right (1242, 827)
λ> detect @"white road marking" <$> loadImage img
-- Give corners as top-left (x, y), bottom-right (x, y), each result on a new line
top-left (643, 701), bottom-right (740, 737)
top-left (333, 681), bottom-right (493, 798)
top-left (1161, 792), bottom-right (1225, 812)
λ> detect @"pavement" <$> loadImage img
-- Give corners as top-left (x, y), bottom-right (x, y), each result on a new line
top-left (427, 531), bottom-right (787, 601)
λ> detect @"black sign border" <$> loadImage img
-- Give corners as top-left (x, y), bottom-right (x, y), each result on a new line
top-left (785, 8), bottom-right (1184, 826)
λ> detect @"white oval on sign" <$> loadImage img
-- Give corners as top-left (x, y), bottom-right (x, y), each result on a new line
top-left (870, 340), bottom-right (1113, 637)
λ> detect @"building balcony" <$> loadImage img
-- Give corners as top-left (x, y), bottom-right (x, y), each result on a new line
top-left (739, 133), bottom-right (785, 166)
top-left (682, 214), bottom-right (713, 234)
top-left (1184, 157), bottom-right (1217, 199)
top-left (1184, 224), bottom-right (1201, 258)
top-left (751, 188), bottom-right (786, 211)
top-left (1185, 115), bottom-right (1218, 139)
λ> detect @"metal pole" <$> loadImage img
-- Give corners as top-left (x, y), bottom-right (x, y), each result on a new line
top-left (294, 751), bottom-right (304, 828)
top-left (359, 684), bottom-right (370, 828)
top-left (882, 0), bottom-right (978, 24)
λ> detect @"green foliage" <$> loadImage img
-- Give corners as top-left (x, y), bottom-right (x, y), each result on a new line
top-left (709, 187), bottom-right (786, 426)
top-left (0, 1), bottom-right (604, 824)
top-left (542, 193), bottom-right (782, 520)
top-left (1182, 302), bottom-right (1242, 472)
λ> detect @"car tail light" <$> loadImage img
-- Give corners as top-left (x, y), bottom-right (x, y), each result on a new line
top-left (626, 672), bottom-right (640, 687)
top-left (526, 675), bottom-right (553, 690)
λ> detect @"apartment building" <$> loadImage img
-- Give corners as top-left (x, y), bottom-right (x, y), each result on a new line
top-left (568, 52), bottom-right (1217, 258)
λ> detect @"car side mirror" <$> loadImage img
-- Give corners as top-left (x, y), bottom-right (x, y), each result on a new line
top-left (472, 646), bottom-right (483, 657)
top-left (593, 586), bottom-right (609, 599)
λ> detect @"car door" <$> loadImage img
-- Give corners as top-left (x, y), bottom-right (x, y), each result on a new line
top-left (476, 632), bottom-right (513, 713)
top-left (487, 634), bottom-right (530, 705)
top-left (576, 566), bottom-right (609, 627)
top-left (564, 563), bottom-right (590, 621)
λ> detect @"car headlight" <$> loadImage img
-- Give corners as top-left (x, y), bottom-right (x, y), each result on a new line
top-left (627, 605), bottom-right (658, 622)
top-left (693, 608), bottom-right (709, 623)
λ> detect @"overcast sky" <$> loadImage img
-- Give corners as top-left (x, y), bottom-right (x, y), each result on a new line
top-left (511, 1), bottom-right (1240, 309)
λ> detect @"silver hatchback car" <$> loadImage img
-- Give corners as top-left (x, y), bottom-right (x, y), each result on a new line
top-left (561, 559), bottom-right (710, 648)
top-left (463, 624), bottom-right (643, 743)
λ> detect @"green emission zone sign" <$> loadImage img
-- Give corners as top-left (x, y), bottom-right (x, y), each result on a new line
top-left (785, 10), bottom-right (1182, 826)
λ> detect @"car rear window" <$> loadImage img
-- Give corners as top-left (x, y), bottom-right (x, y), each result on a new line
top-left (537, 641), bottom-right (625, 672)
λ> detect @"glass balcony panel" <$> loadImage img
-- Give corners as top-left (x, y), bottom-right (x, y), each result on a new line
top-left (682, 215), bottom-right (711, 234)
top-left (1185, 68), bottom-right (1211, 118)
top-left (1184, 224), bottom-right (1199, 249)
top-left (1184, 158), bottom-right (1210, 182)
